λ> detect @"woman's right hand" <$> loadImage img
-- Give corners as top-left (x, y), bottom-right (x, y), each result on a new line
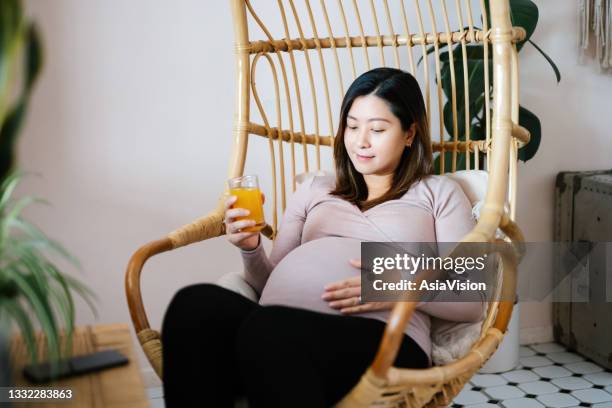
top-left (224, 193), bottom-right (265, 251)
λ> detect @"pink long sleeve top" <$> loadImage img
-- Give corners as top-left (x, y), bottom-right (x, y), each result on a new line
top-left (240, 174), bottom-right (486, 366)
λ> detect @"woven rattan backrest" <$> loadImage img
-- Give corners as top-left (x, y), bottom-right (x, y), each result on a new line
top-left (229, 0), bottom-right (522, 236)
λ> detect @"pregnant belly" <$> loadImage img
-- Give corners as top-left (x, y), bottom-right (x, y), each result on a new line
top-left (259, 237), bottom-right (361, 314)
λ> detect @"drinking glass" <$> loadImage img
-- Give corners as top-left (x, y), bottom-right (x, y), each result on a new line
top-left (227, 175), bottom-right (265, 233)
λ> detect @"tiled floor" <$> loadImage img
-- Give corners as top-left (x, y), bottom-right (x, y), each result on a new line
top-left (451, 343), bottom-right (612, 408)
top-left (147, 342), bottom-right (612, 407)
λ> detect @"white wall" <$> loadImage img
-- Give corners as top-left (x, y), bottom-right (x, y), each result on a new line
top-left (19, 0), bottom-right (242, 375)
top-left (18, 0), bottom-right (612, 373)
top-left (515, 0), bottom-right (612, 343)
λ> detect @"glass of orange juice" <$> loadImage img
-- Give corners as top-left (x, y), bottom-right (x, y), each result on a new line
top-left (228, 175), bottom-right (265, 233)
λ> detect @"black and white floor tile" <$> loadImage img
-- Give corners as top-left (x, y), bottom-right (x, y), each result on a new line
top-left (146, 342), bottom-right (612, 407)
top-left (451, 343), bottom-right (612, 408)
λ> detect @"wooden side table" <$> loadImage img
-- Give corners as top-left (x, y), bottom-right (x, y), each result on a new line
top-left (10, 324), bottom-right (150, 408)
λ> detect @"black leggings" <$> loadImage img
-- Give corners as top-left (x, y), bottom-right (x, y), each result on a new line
top-left (161, 284), bottom-right (429, 408)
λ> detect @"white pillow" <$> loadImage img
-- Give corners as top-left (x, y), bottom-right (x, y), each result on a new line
top-left (445, 169), bottom-right (489, 206)
top-left (430, 310), bottom-right (487, 366)
top-left (446, 170), bottom-right (508, 240)
top-left (436, 170), bottom-right (511, 365)
top-left (295, 170), bottom-right (333, 185)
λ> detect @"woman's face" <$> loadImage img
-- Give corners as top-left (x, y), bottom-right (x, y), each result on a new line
top-left (344, 94), bottom-right (415, 176)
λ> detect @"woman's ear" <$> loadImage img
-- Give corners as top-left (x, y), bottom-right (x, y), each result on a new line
top-left (405, 123), bottom-right (417, 147)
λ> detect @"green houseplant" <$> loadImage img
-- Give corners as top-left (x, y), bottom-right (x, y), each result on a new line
top-left (429, 0), bottom-right (561, 172)
top-left (0, 0), bottom-right (96, 381)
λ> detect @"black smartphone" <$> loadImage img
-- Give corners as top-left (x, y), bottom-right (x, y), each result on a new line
top-left (23, 349), bottom-right (129, 384)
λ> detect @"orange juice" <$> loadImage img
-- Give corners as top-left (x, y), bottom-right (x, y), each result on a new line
top-left (229, 187), bottom-right (265, 232)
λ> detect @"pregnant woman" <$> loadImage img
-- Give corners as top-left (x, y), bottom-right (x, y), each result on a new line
top-left (162, 67), bottom-right (486, 408)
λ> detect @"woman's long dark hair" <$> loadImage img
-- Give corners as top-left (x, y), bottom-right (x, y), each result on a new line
top-left (329, 67), bottom-right (433, 211)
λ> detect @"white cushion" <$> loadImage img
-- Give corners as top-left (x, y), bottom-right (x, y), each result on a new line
top-left (445, 169), bottom-right (489, 206)
top-left (446, 170), bottom-right (508, 240)
top-left (431, 315), bottom-right (486, 366)
top-left (295, 170), bottom-right (333, 185)
top-left (215, 272), bottom-right (258, 302)
top-left (433, 170), bottom-right (502, 365)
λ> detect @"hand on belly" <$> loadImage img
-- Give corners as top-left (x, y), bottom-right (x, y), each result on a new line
top-left (322, 259), bottom-right (395, 314)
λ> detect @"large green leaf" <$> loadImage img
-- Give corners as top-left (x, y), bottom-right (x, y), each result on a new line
top-left (528, 40), bottom-right (561, 83)
top-left (482, 0), bottom-right (538, 51)
top-left (0, 0), bottom-right (23, 73)
top-left (443, 101), bottom-right (462, 142)
top-left (470, 123), bottom-right (487, 172)
top-left (472, 94), bottom-right (486, 120)
top-left (24, 23), bottom-right (43, 94)
top-left (440, 57), bottom-right (489, 105)
top-left (440, 54), bottom-right (492, 139)
top-left (509, 0), bottom-right (539, 51)
top-left (518, 105), bottom-right (541, 162)
top-left (443, 100), bottom-right (478, 144)
top-left (471, 122), bottom-right (487, 141)
top-left (440, 45), bottom-right (487, 63)
top-left (434, 122), bottom-right (488, 173)
top-left (0, 100), bottom-right (25, 183)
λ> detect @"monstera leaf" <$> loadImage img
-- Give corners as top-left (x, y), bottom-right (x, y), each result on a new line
top-left (425, 0), bottom-right (559, 172)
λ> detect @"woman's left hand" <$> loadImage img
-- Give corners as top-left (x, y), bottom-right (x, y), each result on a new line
top-left (321, 258), bottom-right (395, 314)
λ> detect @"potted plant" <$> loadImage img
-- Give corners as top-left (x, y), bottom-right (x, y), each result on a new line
top-left (0, 0), bottom-right (96, 386)
top-left (428, 0), bottom-right (561, 172)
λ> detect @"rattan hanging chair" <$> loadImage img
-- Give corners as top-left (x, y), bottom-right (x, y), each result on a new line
top-left (125, 0), bottom-right (530, 406)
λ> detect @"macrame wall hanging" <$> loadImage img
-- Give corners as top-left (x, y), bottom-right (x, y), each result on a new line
top-left (579, 0), bottom-right (612, 71)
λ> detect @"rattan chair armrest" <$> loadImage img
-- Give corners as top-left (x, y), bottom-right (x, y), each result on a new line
top-left (369, 271), bottom-right (441, 379)
top-left (124, 207), bottom-right (225, 377)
